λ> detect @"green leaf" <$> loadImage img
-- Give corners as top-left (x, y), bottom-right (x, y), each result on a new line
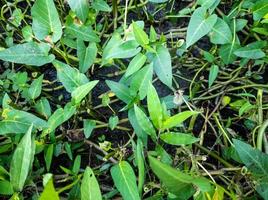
top-left (252, 0), bottom-right (268, 21)
top-left (28, 75), bottom-right (43, 100)
top-left (233, 139), bottom-right (268, 175)
top-left (153, 45), bottom-right (173, 88)
top-left (186, 7), bottom-right (217, 48)
top-left (135, 139), bottom-right (145, 196)
top-left (31, 0), bottom-right (62, 42)
top-left (53, 60), bottom-right (89, 93)
top-left (132, 22), bottom-right (149, 46)
top-left (77, 40), bottom-right (98, 73)
top-left (128, 108), bottom-right (147, 142)
top-left (92, 0), bottom-right (112, 12)
top-left (106, 80), bottom-right (134, 104)
top-left (163, 111), bottom-right (199, 129)
top-left (0, 180), bottom-right (14, 195)
top-left (44, 144), bottom-right (53, 171)
top-left (147, 82), bottom-right (163, 129)
top-left (40, 177), bottom-right (60, 200)
top-left (10, 125), bottom-right (35, 191)
top-left (111, 161), bottom-right (140, 200)
top-left (234, 41), bottom-right (266, 59)
top-left (71, 80), bottom-right (99, 104)
top-left (108, 116), bottom-right (119, 130)
top-left (209, 18), bottom-right (232, 44)
top-left (160, 132), bottom-right (199, 145)
top-left (83, 119), bottom-right (96, 138)
top-left (197, 0), bottom-right (216, 9)
top-left (67, 0), bottom-right (89, 23)
top-left (0, 42), bottom-right (55, 66)
top-left (134, 104), bottom-right (156, 140)
top-left (81, 167), bottom-right (102, 200)
top-left (219, 42), bottom-right (240, 65)
top-left (72, 155), bottom-right (81, 175)
top-left (125, 53), bottom-right (147, 77)
top-left (35, 97), bottom-right (51, 119)
top-left (208, 65), bottom-right (219, 88)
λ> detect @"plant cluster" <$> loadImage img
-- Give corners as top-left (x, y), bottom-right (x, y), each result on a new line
top-left (0, 0), bottom-right (268, 199)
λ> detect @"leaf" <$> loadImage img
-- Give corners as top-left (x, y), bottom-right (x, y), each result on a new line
top-left (147, 82), bottom-right (163, 129)
top-left (72, 155), bottom-right (81, 175)
top-left (39, 177), bottom-right (60, 200)
top-left (92, 0), bottom-right (112, 12)
top-left (28, 75), bottom-right (43, 100)
top-left (125, 53), bottom-right (147, 77)
top-left (111, 161), bottom-right (140, 200)
top-left (71, 80), bottom-right (99, 104)
top-left (135, 139), bottom-right (145, 196)
top-left (81, 167), bottom-right (102, 200)
top-left (35, 97), bottom-right (51, 119)
top-left (153, 45), bottom-right (173, 88)
top-left (132, 22), bottom-right (149, 46)
top-left (10, 125), bottom-right (35, 191)
top-left (234, 41), bottom-right (266, 59)
top-left (209, 18), bottom-right (232, 44)
top-left (160, 132), bottom-right (199, 145)
top-left (83, 119), bottom-right (96, 138)
top-left (108, 116), bottom-right (119, 130)
top-left (77, 40), bottom-right (98, 73)
top-left (106, 80), bottom-right (134, 104)
top-left (186, 7), bottom-right (217, 48)
top-left (128, 108), bottom-right (147, 142)
top-left (67, 0), bottom-right (89, 23)
top-left (219, 42), bottom-right (240, 65)
top-left (0, 42), bottom-right (55, 66)
top-left (252, 0), bottom-right (268, 21)
top-left (162, 111), bottom-right (199, 129)
top-left (31, 0), bottom-right (62, 42)
top-left (44, 144), bottom-right (53, 171)
top-left (53, 60), bottom-right (89, 93)
top-left (0, 180), bottom-right (14, 195)
top-left (208, 65), bottom-right (219, 88)
top-left (233, 139), bottom-right (268, 175)
top-left (197, 0), bottom-right (216, 9)
top-left (134, 104), bottom-right (157, 140)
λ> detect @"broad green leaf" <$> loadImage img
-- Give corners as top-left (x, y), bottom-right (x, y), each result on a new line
top-left (219, 42), bottom-right (240, 65)
top-left (0, 180), bottom-right (13, 195)
top-left (106, 80), bottom-right (134, 103)
top-left (77, 40), bottom-right (98, 73)
top-left (134, 104), bottom-right (156, 140)
top-left (0, 109), bottom-right (48, 134)
top-left (160, 132), bottom-right (199, 145)
top-left (83, 119), bottom-right (96, 138)
top-left (71, 80), bottom-right (99, 104)
top-left (132, 22), bottom-right (149, 46)
top-left (186, 7), bottom-right (217, 48)
top-left (22, 25), bottom-right (33, 42)
top-left (0, 42), bottom-right (54, 66)
top-left (10, 125), bottom-right (35, 191)
top-left (111, 161), bottom-right (140, 200)
top-left (210, 18), bottom-right (232, 44)
top-left (256, 182), bottom-right (268, 200)
top-left (147, 82), bottom-right (163, 129)
top-left (31, 0), bottom-right (62, 42)
top-left (125, 53), bottom-right (147, 77)
top-left (92, 0), bottom-right (112, 12)
top-left (35, 97), bottom-right (51, 119)
top-left (53, 60), bottom-right (89, 93)
top-left (252, 0), bottom-right (268, 21)
top-left (233, 139), bottom-right (268, 175)
top-left (40, 177), bottom-right (60, 200)
top-left (67, 0), bottom-right (89, 23)
top-left (197, 0), bottom-right (216, 9)
top-left (28, 75), bottom-right (43, 100)
top-left (102, 32), bottom-right (122, 65)
top-left (162, 111), bottom-right (199, 129)
top-left (234, 41), bottom-right (266, 59)
top-left (153, 45), bottom-right (173, 88)
top-left (128, 108), bottom-right (147, 142)
top-left (135, 139), bottom-right (145, 196)
top-left (81, 167), bottom-right (102, 200)
top-left (108, 115), bottom-right (119, 130)
top-left (44, 144), bottom-right (53, 171)
top-left (72, 155), bottom-right (81, 175)
top-left (130, 63), bottom-right (153, 100)
top-left (208, 65), bottom-right (219, 88)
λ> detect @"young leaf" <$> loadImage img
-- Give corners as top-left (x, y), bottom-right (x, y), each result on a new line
top-left (72, 155), bottom-right (81, 175)
top-left (208, 65), bottom-right (219, 88)
top-left (111, 161), bottom-right (140, 200)
top-left (125, 53), bottom-right (147, 77)
top-left (0, 42), bottom-right (54, 66)
top-left (108, 115), bottom-right (119, 130)
top-left (35, 97), bottom-right (51, 119)
top-left (92, 0), bottom-right (112, 12)
top-left (81, 167), bottom-right (102, 200)
top-left (44, 144), bottom-right (53, 171)
top-left (162, 111), bottom-right (199, 129)
top-left (186, 7), bottom-right (217, 48)
top-left (83, 119), bottom-right (96, 138)
top-left (39, 177), bottom-right (60, 200)
top-left (10, 125), bottom-right (35, 192)
top-left (160, 132), bottom-right (199, 145)
top-left (134, 104), bottom-right (157, 140)
top-left (71, 80), bottom-right (99, 104)
top-left (28, 75), bottom-right (43, 100)
top-left (153, 45), bottom-right (173, 88)
top-left (209, 18), bottom-right (232, 44)
top-left (67, 0), bottom-right (89, 23)
top-left (31, 0), bottom-right (62, 42)
top-left (147, 82), bottom-right (163, 129)
top-left (132, 22), bottom-right (149, 46)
